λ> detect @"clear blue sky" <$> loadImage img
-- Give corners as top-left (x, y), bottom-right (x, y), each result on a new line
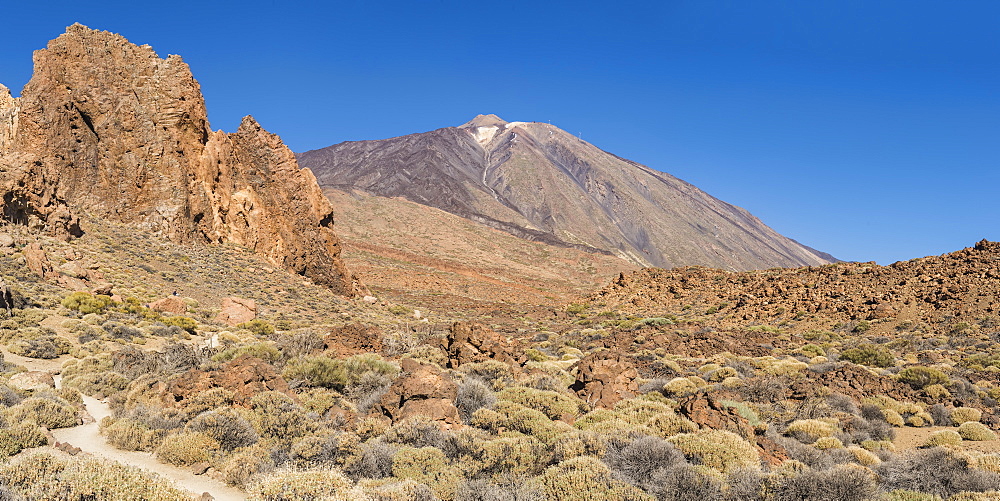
top-left (2, 1), bottom-right (997, 265)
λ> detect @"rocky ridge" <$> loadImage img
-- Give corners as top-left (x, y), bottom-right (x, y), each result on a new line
top-left (0, 24), bottom-right (356, 294)
top-left (590, 239), bottom-right (1000, 338)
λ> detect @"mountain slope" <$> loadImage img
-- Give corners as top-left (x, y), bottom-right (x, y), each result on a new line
top-left (0, 25), bottom-right (356, 294)
top-left (298, 114), bottom-right (834, 270)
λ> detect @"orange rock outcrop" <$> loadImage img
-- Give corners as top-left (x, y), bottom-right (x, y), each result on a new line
top-left (0, 24), bottom-right (355, 294)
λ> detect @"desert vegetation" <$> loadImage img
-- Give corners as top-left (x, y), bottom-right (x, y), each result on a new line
top-left (0, 222), bottom-right (998, 500)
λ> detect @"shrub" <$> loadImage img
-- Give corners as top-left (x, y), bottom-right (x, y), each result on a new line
top-left (248, 391), bottom-right (316, 442)
top-left (958, 422), bottom-right (997, 441)
top-left (214, 342), bottom-right (282, 364)
top-left (62, 292), bottom-right (113, 314)
top-left (1, 451), bottom-right (192, 501)
top-left (784, 419), bottom-right (838, 443)
top-left (774, 464), bottom-right (878, 501)
top-left (922, 430), bottom-right (962, 448)
top-left (160, 315), bottom-right (197, 334)
top-left (100, 417), bottom-right (163, 451)
top-left (877, 447), bottom-right (1000, 497)
top-left (5, 397), bottom-right (77, 429)
top-left (815, 436), bottom-right (845, 450)
top-left (248, 469), bottom-right (356, 500)
top-left (456, 378), bottom-right (496, 423)
top-left (662, 377), bottom-right (698, 397)
top-left (533, 455), bottom-right (652, 501)
top-left (289, 431), bottom-right (361, 470)
top-left (898, 367), bottom-right (949, 390)
top-left (454, 479), bottom-right (543, 501)
top-left (457, 360), bottom-right (515, 391)
top-left (951, 407), bottom-right (983, 425)
top-left (923, 384), bottom-right (951, 401)
top-left (604, 435), bottom-right (686, 487)
top-left (220, 444), bottom-right (275, 487)
top-left (237, 319), bottom-right (275, 337)
top-left (884, 409), bottom-right (906, 427)
top-left (470, 434), bottom-right (549, 480)
top-left (154, 431), bottom-right (219, 466)
top-left (840, 344), bottom-right (895, 368)
top-left (346, 441), bottom-right (396, 480)
top-left (187, 408), bottom-right (259, 451)
top-left (846, 445), bottom-right (881, 466)
top-left (667, 430), bottom-right (761, 473)
top-left (8, 336), bottom-right (71, 359)
top-left (497, 386), bottom-right (585, 420)
top-left (392, 446), bottom-right (463, 500)
top-left (0, 423), bottom-right (48, 458)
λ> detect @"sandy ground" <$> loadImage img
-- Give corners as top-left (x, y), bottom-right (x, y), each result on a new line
top-left (3, 346), bottom-right (246, 500)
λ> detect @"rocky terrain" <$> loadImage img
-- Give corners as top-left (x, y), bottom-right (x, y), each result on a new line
top-left (0, 24), bottom-right (356, 294)
top-left (1, 25), bottom-right (1000, 501)
top-left (299, 114), bottom-right (835, 271)
top-left (323, 188), bottom-right (636, 310)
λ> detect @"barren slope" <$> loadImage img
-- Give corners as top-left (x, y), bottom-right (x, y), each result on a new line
top-left (300, 114), bottom-right (835, 270)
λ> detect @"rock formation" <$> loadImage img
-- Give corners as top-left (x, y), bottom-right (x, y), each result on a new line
top-left (0, 24), bottom-right (355, 294)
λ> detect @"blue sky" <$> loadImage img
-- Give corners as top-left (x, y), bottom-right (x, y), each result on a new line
top-left (1, 1), bottom-right (997, 265)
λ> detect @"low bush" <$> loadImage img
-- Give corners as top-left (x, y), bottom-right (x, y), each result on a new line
top-left (840, 344), bottom-right (895, 368)
top-left (951, 407), bottom-right (983, 425)
top-left (248, 469), bottom-right (357, 501)
top-left (958, 422), bottom-right (997, 441)
top-left (774, 464), bottom-right (878, 501)
top-left (922, 430), bottom-right (962, 448)
top-left (877, 447), bottom-right (1000, 497)
top-left (187, 408), bottom-right (259, 451)
top-left (0, 423), bottom-right (48, 458)
top-left (62, 292), bottom-right (113, 314)
top-left (5, 397), bottom-right (77, 429)
top-left (897, 367), bottom-right (949, 390)
top-left (533, 455), bottom-right (651, 501)
top-left (456, 378), bottom-right (496, 423)
top-left (392, 446), bottom-right (463, 500)
top-left (667, 430), bottom-right (761, 473)
top-left (100, 417), bottom-right (163, 451)
top-left (154, 431), bottom-right (219, 466)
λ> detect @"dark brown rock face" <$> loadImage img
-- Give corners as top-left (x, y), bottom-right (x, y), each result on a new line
top-left (0, 24), bottom-right (355, 294)
top-left (571, 353), bottom-right (639, 409)
top-left (438, 322), bottom-right (522, 368)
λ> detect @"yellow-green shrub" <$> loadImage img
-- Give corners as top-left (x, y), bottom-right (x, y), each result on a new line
top-left (62, 292), bottom-right (113, 314)
top-left (470, 401), bottom-right (571, 445)
top-left (220, 444), bottom-right (275, 487)
top-left (667, 430), bottom-right (761, 473)
top-left (815, 436), bottom-right (844, 450)
top-left (100, 417), bottom-right (163, 451)
top-left (847, 445), bottom-right (881, 466)
top-left (784, 419), bottom-right (838, 442)
top-left (958, 422), bottom-right (997, 441)
top-left (922, 430), bottom-right (962, 448)
top-left (897, 366), bottom-right (949, 389)
top-left (497, 386), bottom-right (586, 420)
top-left (5, 397), bottom-right (77, 429)
top-left (392, 446), bottom-right (463, 500)
top-left (951, 407), bottom-right (983, 425)
top-left (0, 423), bottom-right (48, 458)
top-left (532, 455), bottom-right (653, 501)
top-left (154, 431), bottom-right (219, 466)
top-left (248, 469), bottom-right (356, 501)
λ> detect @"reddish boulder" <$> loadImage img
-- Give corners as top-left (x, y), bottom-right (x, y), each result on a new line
top-left (571, 353), bottom-right (638, 409)
top-left (165, 355), bottom-right (290, 405)
top-left (324, 323), bottom-right (384, 358)
top-left (214, 297), bottom-right (257, 326)
top-left (150, 296), bottom-right (188, 315)
top-left (437, 322), bottom-right (522, 368)
top-left (373, 358), bottom-right (461, 428)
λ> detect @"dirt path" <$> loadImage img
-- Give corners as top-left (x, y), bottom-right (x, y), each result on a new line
top-left (1, 345), bottom-right (248, 501)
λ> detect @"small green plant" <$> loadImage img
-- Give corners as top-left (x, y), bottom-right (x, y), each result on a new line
top-left (840, 344), bottom-right (895, 368)
top-left (958, 421), bottom-right (997, 441)
top-left (897, 366), bottom-right (949, 389)
top-left (62, 292), bottom-right (113, 314)
top-left (237, 319), bottom-right (275, 336)
top-left (160, 315), bottom-right (197, 334)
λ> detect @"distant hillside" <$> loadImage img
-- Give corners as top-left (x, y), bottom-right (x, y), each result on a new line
top-left (298, 114), bottom-right (834, 270)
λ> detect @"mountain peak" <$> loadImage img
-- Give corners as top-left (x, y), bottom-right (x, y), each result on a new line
top-left (461, 114), bottom-right (507, 128)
